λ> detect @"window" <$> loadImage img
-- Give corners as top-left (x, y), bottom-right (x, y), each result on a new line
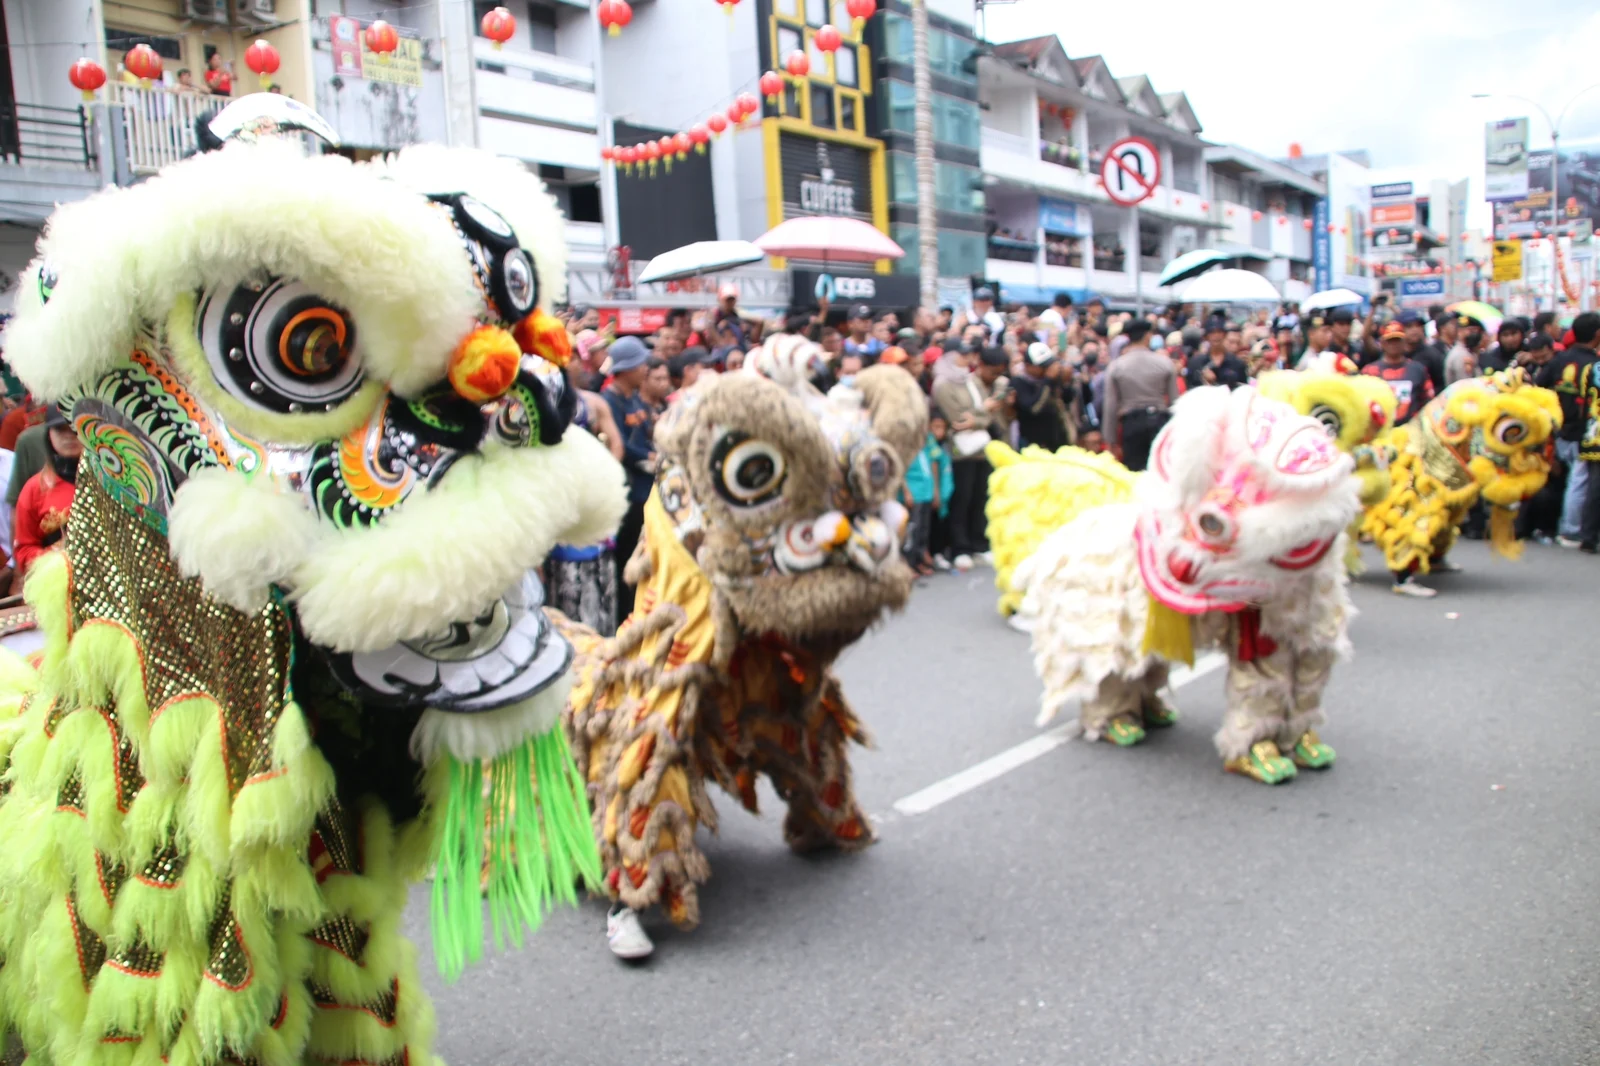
top-left (888, 152), bottom-right (983, 215)
top-left (839, 94), bottom-right (857, 134)
top-left (782, 83), bottom-right (801, 119)
top-left (884, 85), bottom-right (978, 149)
top-left (810, 84), bottom-right (834, 129)
top-left (774, 0), bottom-right (800, 14)
top-left (885, 81), bottom-right (915, 135)
top-left (893, 224), bottom-right (986, 278)
top-left (834, 45), bottom-right (857, 87)
top-left (105, 28), bottom-right (183, 62)
top-left (882, 13), bottom-right (912, 62)
top-left (804, 0), bottom-right (829, 27)
top-left (777, 24), bottom-right (803, 59)
top-left (880, 14), bottom-right (973, 80)
top-left (526, 2), bottom-right (557, 54)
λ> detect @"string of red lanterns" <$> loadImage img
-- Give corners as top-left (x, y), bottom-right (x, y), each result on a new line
top-left (607, 85), bottom-right (760, 179)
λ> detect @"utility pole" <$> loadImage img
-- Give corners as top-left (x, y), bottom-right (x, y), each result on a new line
top-left (912, 0), bottom-right (938, 310)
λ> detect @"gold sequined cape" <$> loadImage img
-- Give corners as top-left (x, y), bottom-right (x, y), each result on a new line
top-left (0, 474), bottom-right (438, 1066)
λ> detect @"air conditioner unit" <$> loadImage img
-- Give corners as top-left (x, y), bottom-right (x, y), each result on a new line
top-left (232, 0), bottom-right (278, 24)
top-left (182, 0), bottom-right (228, 22)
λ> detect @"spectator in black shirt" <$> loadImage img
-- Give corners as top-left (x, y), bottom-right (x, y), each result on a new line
top-left (1187, 322), bottom-right (1249, 390)
top-left (1398, 309), bottom-right (1445, 391)
top-left (1478, 318), bottom-right (1525, 375)
top-left (1011, 342), bottom-right (1071, 452)
top-left (1538, 314), bottom-right (1599, 544)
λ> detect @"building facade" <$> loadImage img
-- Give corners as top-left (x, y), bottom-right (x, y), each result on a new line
top-left (976, 35), bottom-right (1214, 310)
top-left (1203, 143), bottom-right (1323, 303)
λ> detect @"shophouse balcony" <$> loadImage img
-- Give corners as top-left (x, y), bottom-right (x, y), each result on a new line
top-left (0, 99), bottom-right (102, 222)
top-left (987, 234), bottom-right (1038, 263)
top-left (474, 40), bottom-right (599, 169)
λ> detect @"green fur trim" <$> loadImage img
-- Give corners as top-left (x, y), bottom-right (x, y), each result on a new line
top-left (425, 727), bottom-right (600, 982)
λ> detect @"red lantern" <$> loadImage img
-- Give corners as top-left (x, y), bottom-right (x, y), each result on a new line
top-left (727, 102), bottom-right (745, 125)
top-left (1338, 226), bottom-right (1347, 235)
top-left (1532, 229), bottom-right (1543, 239)
top-left (815, 24), bottom-right (843, 53)
top-left (717, 0), bottom-right (742, 15)
top-left (480, 5), bottom-right (517, 49)
top-left (760, 70), bottom-right (784, 101)
top-left (1173, 196), bottom-right (1183, 207)
top-left (1387, 229), bottom-right (1398, 239)
top-left (1251, 210), bottom-right (1262, 221)
top-left (1200, 201), bottom-right (1210, 212)
top-left (644, 139), bottom-right (662, 177)
top-left (243, 39), bottom-right (280, 90)
top-left (707, 113), bottom-right (728, 136)
top-left (1363, 227), bottom-right (1374, 237)
top-left (845, 0), bottom-right (877, 33)
top-left (601, 146), bottom-right (614, 164)
top-left (598, 0), bottom-right (633, 37)
top-left (1325, 222), bottom-right (1335, 233)
top-left (124, 43), bottom-right (162, 86)
top-left (68, 57), bottom-right (106, 101)
top-left (673, 132), bottom-right (693, 158)
top-left (785, 50), bottom-right (810, 78)
top-left (736, 92), bottom-right (760, 117)
top-left (365, 20), bottom-right (399, 54)
top-left (690, 123), bottom-right (710, 153)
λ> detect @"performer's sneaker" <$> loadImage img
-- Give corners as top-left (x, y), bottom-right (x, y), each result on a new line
top-left (1391, 579), bottom-right (1437, 598)
top-left (1556, 536), bottom-right (1582, 548)
top-left (1429, 558), bottom-right (1462, 573)
top-left (1006, 611), bottom-right (1036, 634)
top-left (1290, 730), bottom-right (1336, 769)
top-left (952, 554), bottom-right (974, 571)
top-left (1224, 740), bottom-right (1297, 784)
top-left (1102, 714), bottom-right (1146, 747)
top-left (606, 905), bottom-right (654, 960)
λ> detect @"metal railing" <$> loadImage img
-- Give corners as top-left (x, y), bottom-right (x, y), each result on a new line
top-left (107, 82), bottom-right (215, 175)
top-left (0, 102), bottom-right (95, 168)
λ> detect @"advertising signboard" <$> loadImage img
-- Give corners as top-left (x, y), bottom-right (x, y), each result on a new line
top-left (1313, 198), bottom-right (1332, 292)
top-left (1038, 197), bottom-right (1090, 237)
top-left (1370, 184), bottom-right (1416, 252)
top-left (1492, 239), bottom-right (1523, 282)
top-left (1492, 134), bottom-right (1600, 239)
top-left (1398, 277), bottom-right (1445, 308)
top-left (1485, 118), bottom-right (1530, 201)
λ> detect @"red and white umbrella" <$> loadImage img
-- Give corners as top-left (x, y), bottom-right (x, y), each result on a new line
top-left (753, 215), bottom-right (904, 263)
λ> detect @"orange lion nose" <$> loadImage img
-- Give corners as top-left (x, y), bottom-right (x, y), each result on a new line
top-left (449, 325), bottom-right (521, 404)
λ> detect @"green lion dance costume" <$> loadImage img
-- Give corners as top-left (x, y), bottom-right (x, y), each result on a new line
top-left (0, 97), bottom-right (626, 1065)
top-left (557, 334), bottom-right (926, 952)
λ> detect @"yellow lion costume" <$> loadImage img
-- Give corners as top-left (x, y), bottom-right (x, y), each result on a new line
top-left (1361, 369), bottom-right (1561, 575)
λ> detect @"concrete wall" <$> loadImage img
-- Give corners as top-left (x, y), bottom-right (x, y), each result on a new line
top-left (7, 0), bottom-right (103, 112)
top-left (308, 1), bottom-right (447, 150)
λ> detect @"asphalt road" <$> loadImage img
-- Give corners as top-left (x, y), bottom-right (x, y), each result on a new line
top-left (409, 540), bottom-right (1600, 1066)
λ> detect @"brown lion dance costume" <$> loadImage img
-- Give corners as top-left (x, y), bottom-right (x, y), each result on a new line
top-left (0, 98), bottom-right (627, 1064)
top-left (556, 335), bottom-right (926, 954)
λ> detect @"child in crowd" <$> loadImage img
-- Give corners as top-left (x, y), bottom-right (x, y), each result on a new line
top-left (1077, 425), bottom-right (1105, 453)
top-left (903, 412), bottom-right (954, 576)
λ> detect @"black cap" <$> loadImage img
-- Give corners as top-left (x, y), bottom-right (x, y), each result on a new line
top-left (1497, 318), bottom-right (1525, 336)
top-left (1397, 309), bottom-right (1424, 325)
top-left (1329, 308), bottom-right (1356, 324)
top-left (979, 345), bottom-right (1009, 367)
top-left (44, 406), bottom-right (68, 429)
top-left (1528, 331), bottom-right (1554, 350)
top-left (973, 286), bottom-right (996, 302)
top-left (850, 303), bottom-right (873, 320)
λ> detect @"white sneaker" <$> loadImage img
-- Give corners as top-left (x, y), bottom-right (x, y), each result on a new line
top-left (606, 905), bottom-right (653, 960)
top-left (974, 551), bottom-right (995, 567)
top-left (1557, 536), bottom-right (1582, 548)
top-left (932, 554), bottom-right (951, 571)
top-left (952, 554), bottom-right (974, 571)
top-left (1429, 558), bottom-right (1462, 573)
top-left (1391, 580), bottom-right (1437, 598)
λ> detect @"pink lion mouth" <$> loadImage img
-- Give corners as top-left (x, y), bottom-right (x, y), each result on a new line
top-left (1134, 513), bottom-right (1266, 615)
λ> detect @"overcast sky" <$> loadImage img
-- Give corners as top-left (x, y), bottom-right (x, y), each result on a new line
top-left (978, 0), bottom-right (1600, 229)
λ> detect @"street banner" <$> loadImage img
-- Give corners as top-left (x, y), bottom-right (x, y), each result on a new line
top-left (1485, 118), bottom-right (1529, 201)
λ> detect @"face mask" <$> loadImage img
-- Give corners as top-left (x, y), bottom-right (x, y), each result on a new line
top-left (51, 452), bottom-right (79, 484)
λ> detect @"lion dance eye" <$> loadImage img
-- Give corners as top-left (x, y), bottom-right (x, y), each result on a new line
top-left (1492, 417), bottom-right (1527, 446)
top-left (199, 278), bottom-right (363, 414)
top-left (711, 431), bottom-right (786, 506)
top-left (1308, 403), bottom-right (1342, 439)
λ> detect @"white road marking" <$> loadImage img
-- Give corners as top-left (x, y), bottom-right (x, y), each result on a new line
top-left (889, 652), bottom-right (1228, 818)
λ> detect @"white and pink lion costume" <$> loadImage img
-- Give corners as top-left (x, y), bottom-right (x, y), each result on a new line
top-left (1009, 385), bottom-right (1361, 783)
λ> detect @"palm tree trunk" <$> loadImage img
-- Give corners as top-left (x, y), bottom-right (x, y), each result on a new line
top-left (912, 0), bottom-right (938, 309)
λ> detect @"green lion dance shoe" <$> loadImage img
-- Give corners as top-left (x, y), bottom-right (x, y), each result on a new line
top-left (1290, 730), bottom-right (1336, 769)
top-left (1141, 693), bottom-right (1179, 729)
top-left (1102, 713), bottom-right (1147, 747)
top-left (1224, 740), bottom-right (1298, 784)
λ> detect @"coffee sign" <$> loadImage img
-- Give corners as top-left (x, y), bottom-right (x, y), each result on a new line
top-left (780, 133), bottom-right (872, 222)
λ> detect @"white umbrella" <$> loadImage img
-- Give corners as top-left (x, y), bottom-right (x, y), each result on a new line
top-left (1299, 288), bottom-right (1364, 312)
top-left (635, 240), bottom-right (766, 284)
top-left (1178, 268), bottom-right (1281, 304)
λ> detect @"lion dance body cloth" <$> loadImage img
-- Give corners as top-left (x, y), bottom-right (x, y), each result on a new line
top-left (0, 97), bottom-right (627, 1065)
top-left (996, 386), bottom-right (1362, 784)
top-left (558, 336), bottom-right (927, 930)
